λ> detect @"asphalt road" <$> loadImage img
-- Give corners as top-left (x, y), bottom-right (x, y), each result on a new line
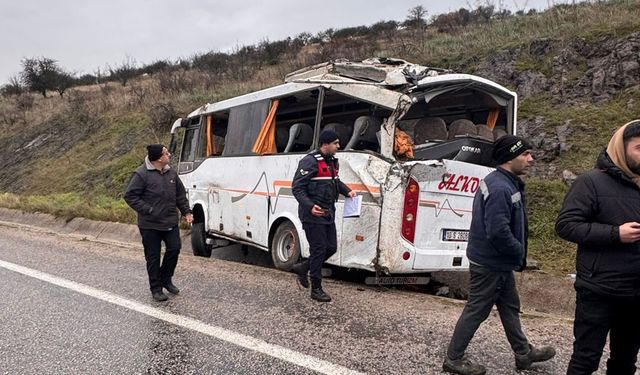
top-left (0, 224), bottom-right (618, 374)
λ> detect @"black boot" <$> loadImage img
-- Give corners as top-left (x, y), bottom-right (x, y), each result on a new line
top-left (163, 282), bottom-right (180, 295)
top-left (291, 261), bottom-right (309, 289)
top-left (152, 290), bottom-right (169, 301)
top-left (442, 356), bottom-right (486, 375)
top-left (310, 288), bottom-right (332, 302)
top-left (515, 344), bottom-right (556, 370)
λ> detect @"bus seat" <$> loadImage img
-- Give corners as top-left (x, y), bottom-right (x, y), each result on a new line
top-left (212, 135), bottom-right (225, 155)
top-left (493, 128), bottom-right (508, 141)
top-left (448, 119), bottom-right (477, 139)
top-left (345, 116), bottom-right (382, 151)
top-left (275, 127), bottom-right (290, 152)
top-left (323, 122), bottom-right (352, 146)
top-left (413, 117), bottom-right (448, 144)
top-left (397, 119), bottom-right (419, 139)
top-left (475, 124), bottom-right (494, 141)
top-left (284, 123), bottom-right (314, 153)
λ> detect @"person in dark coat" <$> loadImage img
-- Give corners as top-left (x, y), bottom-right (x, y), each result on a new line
top-left (556, 120), bottom-right (640, 375)
top-left (443, 135), bottom-right (555, 375)
top-left (291, 129), bottom-right (356, 302)
top-left (124, 144), bottom-right (193, 302)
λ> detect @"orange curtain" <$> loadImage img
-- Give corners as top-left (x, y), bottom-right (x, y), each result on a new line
top-left (487, 109), bottom-right (500, 130)
top-left (395, 128), bottom-right (414, 159)
top-left (252, 99), bottom-right (279, 155)
top-left (206, 115), bottom-right (215, 156)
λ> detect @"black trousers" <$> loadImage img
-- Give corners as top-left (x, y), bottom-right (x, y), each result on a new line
top-left (447, 263), bottom-right (530, 360)
top-left (139, 227), bottom-right (181, 293)
top-left (300, 223), bottom-right (337, 289)
top-left (567, 287), bottom-right (640, 375)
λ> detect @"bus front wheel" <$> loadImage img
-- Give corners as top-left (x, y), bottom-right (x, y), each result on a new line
top-left (191, 222), bottom-right (212, 257)
top-left (271, 221), bottom-right (301, 271)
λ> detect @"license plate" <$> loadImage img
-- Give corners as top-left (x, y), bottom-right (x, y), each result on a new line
top-left (442, 229), bottom-right (469, 242)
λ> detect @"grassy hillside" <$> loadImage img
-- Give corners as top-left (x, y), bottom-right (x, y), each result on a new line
top-left (1, 0), bottom-right (639, 276)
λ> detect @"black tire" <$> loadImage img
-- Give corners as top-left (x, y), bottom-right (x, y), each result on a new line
top-left (191, 222), bottom-right (212, 257)
top-left (270, 221), bottom-right (301, 271)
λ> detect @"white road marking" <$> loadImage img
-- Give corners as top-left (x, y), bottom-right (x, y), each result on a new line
top-left (0, 259), bottom-right (365, 375)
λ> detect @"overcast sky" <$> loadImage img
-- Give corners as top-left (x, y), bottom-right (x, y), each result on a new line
top-left (1, 0), bottom-right (566, 83)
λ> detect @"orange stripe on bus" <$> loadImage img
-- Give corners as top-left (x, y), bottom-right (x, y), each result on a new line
top-left (220, 180), bottom-right (381, 197)
top-left (272, 180), bottom-right (380, 194)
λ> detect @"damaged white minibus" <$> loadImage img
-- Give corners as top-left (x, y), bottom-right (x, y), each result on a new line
top-left (169, 58), bottom-right (516, 274)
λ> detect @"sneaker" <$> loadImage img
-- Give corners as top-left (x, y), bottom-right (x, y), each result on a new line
top-left (291, 263), bottom-right (309, 289)
top-left (163, 282), bottom-right (180, 295)
top-left (310, 288), bottom-right (332, 302)
top-left (152, 291), bottom-right (169, 302)
top-left (515, 345), bottom-right (556, 370)
top-left (442, 356), bottom-right (486, 375)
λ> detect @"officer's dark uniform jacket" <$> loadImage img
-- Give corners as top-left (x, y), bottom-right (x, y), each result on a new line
top-left (466, 167), bottom-right (528, 272)
top-left (556, 150), bottom-right (640, 298)
top-left (292, 151), bottom-right (351, 225)
top-left (124, 157), bottom-right (191, 230)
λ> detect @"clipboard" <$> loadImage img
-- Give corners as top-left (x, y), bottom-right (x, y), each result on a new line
top-left (343, 195), bottom-right (362, 218)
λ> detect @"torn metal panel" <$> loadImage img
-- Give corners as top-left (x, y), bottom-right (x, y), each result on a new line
top-left (338, 154), bottom-right (389, 207)
top-left (334, 154), bottom-right (388, 271)
top-left (285, 57), bottom-right (449, 87)
top-left (329, 82), bottom-right (404, 111)
top-left (380, 94), bottom-right (412, 158)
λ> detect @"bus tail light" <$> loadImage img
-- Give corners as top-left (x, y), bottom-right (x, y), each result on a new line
top-left (401, 176), bottom-right (419, 244)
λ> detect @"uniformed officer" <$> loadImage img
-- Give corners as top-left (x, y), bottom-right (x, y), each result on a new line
top-left (291, 129), bottom-right (356, 302)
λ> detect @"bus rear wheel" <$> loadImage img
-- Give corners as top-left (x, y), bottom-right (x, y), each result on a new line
top-left (271, 221), bottom-right (300, 271)
top-left (191, 222), bottom-right (212, 257)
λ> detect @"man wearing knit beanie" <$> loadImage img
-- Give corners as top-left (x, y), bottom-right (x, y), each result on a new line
top-left (291, 129), bottom-right (356, 302)
top-left (557, 120), bottom-right (640, 374)
top-left (444, 135), bottom-right (555, 375)
top-left (491, 135), bottom-right (533, 166)
top-left (147, 144), bottom-right (164, 162)
top-left (124, 144), bottom-right (193, 302)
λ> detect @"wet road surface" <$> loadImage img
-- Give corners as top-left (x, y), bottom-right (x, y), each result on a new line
top-left (0, 224), bottom-right (615, 374)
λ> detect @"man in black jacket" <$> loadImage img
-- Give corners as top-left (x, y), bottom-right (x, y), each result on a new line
top-left (444, 135), bottom-right (555, 375)
top-left (124, 144), bottom-right (193, 302)
top-left (556, 120), bottom-right (640, 375)
top-left (291, 129), bottom-right (355, 302)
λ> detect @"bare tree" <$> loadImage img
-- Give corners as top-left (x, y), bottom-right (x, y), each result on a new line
top-left (0, 75), bottom-right (24, 97)
top-left (404, 5), bottom-right (429, 30)
top-left (20, 57), bottom-right (61, 97)
top-left (53, 70), bottom-right (74, 98)
top-left (108, 57), bottom-right (138, 86)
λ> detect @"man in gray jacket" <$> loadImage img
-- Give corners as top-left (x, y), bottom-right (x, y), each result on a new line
top-left (124, 144), bottom-right (192, 301)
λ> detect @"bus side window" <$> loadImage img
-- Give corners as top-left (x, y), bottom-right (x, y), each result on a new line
top-left (319, 90), bottom-right (392, 153)
top-left (200, 115), bottom-right (228, 157)
top-left (223, 100), bottom-right (270, 156)
top-left (273, 91), bottom-right (319, 154)
top-left (181, 126), bottom-right (199, 162)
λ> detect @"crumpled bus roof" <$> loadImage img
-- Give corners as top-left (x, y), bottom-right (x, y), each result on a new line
top-left (284, 57), bottom-right (451, 87)
top-left (187, 58), bottom-right (515, 118)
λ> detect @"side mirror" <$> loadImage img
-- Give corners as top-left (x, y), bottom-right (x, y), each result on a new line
top-left (169, 133), bottom-right (177, 154)
top-left (169, 118), bottom-right (183, 154)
